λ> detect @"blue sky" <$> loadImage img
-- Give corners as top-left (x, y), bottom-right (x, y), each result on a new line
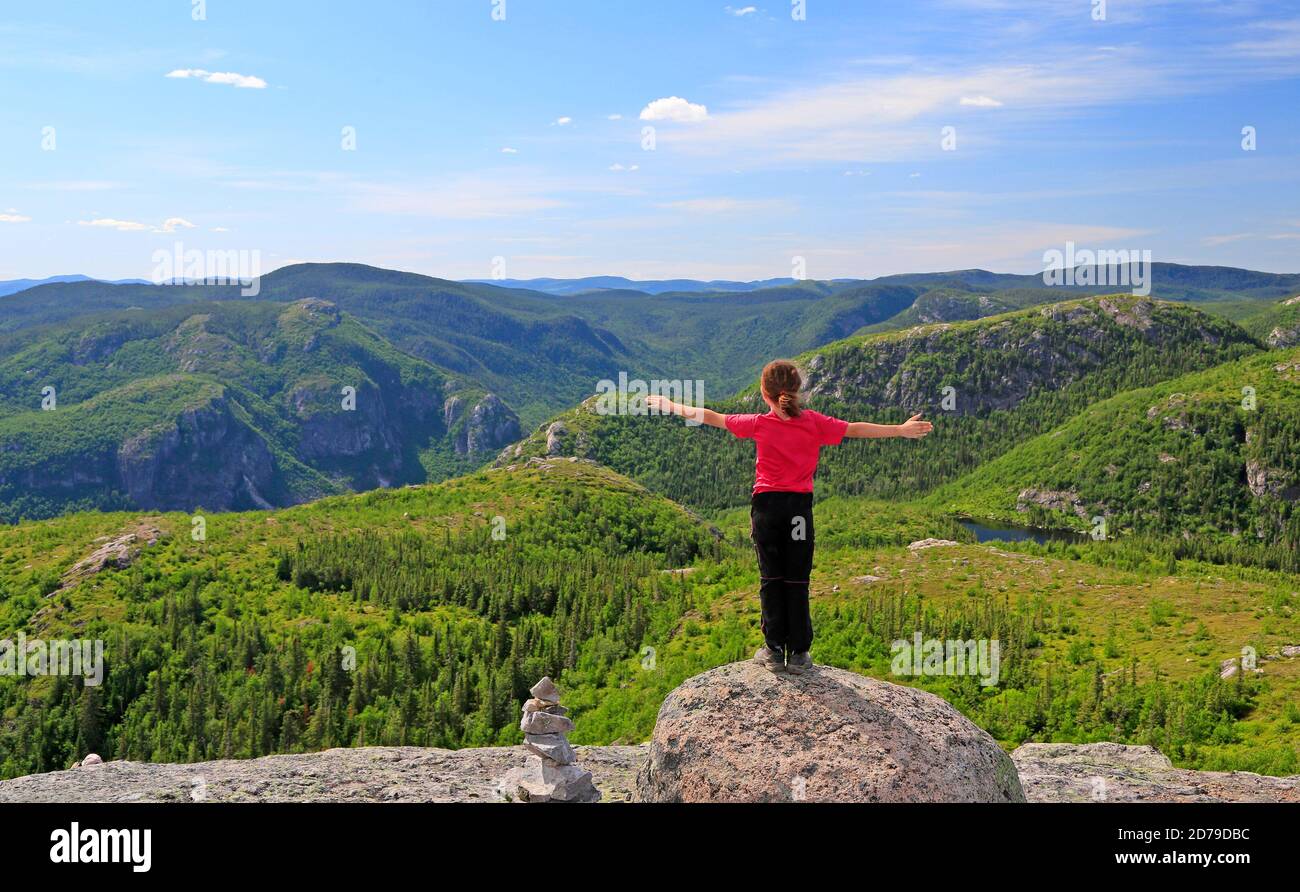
top-left (1, 0), bottom-right (1298, 282)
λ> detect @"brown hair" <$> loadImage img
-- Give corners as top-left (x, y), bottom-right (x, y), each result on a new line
top-left (761, 359), bottom-right (803, 418)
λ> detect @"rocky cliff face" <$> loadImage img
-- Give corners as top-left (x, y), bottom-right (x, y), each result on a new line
top-left (1267, 325), bottom-right (1300, 348)
top-left (1265, 295), bottom-right (1300, 348)
top-left (293, 382), bottom-right (400, 462)
top-left (0, 389), bottom-right (286, 514)
top-left (444, 392), bottom-right (521, 455)
top-left (116, 395), bottom-right (280, 511)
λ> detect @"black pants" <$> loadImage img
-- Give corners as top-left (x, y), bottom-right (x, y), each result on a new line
top-left (750, 491), bottom-right (815, 656)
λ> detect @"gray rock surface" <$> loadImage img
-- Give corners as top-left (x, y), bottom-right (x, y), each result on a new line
top-left (906, 538), bottom-right (960, 551)
top-left (1012, 742), bottom-right (1300, 803)
top-left (7, 666), bottom-right (1296, 805)
top-left (1016, 487), bottom-right (1090, 519)
top-left (50, 523), bottom-right (162, 597)
top-left (635, 660), bottom-right (1025, 803)
top-left (0, 746), bottom-right (642, 804)
top-left (9, 740), bottom-right (1298, 804)
top-left (544, 421), bottom-right (567, 457)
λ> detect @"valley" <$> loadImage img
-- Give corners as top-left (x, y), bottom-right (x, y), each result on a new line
top-left (1, 263), bottom-right (1298, 784)
top-left (2, 460), bottom-right (1296, 781)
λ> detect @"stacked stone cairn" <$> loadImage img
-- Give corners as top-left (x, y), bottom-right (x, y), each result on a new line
top-left (511, 676), bottom-right (600, 802)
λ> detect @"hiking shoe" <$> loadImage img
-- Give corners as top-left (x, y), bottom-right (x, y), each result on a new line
top-left (753, 646), bottom-right (786, 674)
top-left (786, 652), bottom-right (813, 675)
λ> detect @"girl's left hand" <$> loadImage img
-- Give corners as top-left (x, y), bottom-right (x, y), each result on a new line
top-left (898, 414), bottom-right (933, 438)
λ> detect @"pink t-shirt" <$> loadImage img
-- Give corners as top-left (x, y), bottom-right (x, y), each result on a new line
top-left (725, 409), bottom-right (849, 494)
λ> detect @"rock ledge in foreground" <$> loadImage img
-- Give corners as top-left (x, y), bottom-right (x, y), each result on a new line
top-left (1012, 742), bottom-right (1300, 803)
top-left (0, 745), bottom-right (643, 804)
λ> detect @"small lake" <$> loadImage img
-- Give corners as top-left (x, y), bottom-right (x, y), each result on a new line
top-left (959, 520), bottom-right (1088, 545)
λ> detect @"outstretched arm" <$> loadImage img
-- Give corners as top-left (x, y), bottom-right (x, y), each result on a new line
top-left (845, 413), bottom-right (933, 439)
top-left (645, 394), bottom-right (727, 429)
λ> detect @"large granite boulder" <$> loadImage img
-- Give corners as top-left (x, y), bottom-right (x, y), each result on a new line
top-left (636, 660), bottom-right (1025, 803)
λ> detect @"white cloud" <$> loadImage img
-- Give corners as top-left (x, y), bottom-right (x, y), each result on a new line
top-left (501, 147), bottom-right (519, 153)
top-left (211, 227), bottom-right (230, 232)
top-left (656, 55), bottom-right (1181, 164)
top-left (959, 95), bottom-right (1003, 107)
top-left (1230, 19), bottom-right (1300, 59)
top-left (166, 68), bottom-right (268, 89)
top-left (726, 5), bottom-right (758, 16)
top-left (553, 116), bottom-right (573, 126)
top-left (77, 216), bottom-right (198, 233)
top-left (78, 218), bottom-right (151, 232)
top-left (608, 163), bottom-right (641, 171)
top-left (0, 212), bottom-right (31, 223)
top-left (607, 113), bottom-right (623, 120)
top-left (640, 96), bottom-right (710, 123)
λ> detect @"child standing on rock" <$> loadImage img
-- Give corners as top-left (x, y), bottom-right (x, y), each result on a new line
top-left (647, 360), bottom-right (932, 675)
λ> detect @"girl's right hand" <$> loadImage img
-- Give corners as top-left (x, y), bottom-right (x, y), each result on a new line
top-left (646, 394), bottom-right (672, 414)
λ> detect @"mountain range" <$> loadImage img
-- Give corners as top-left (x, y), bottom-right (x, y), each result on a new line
top-left (1, 262), bottom-right (1297, 524)
top-left (1, 259), bottom-right (1299, 782)
top-left (0, 275), bottom-right (152, 298)
top-left (463, 275), bottom-right (805, 295)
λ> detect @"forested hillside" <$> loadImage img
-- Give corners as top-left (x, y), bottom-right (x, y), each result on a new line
top-left (0, 298), bottom-right (518, 520)
top-left (4, 266), bottom-right (1299, 783)
top-left (0, 266), bottom-right (921, 425)
top-left (2, 264), bottom-right (1290, 525)
top-left (0, 460), bottom-right (722, 778)
top-left (855, 288), bottom-right (1025, 334)
top-left (0, 268), bottom-right (627, 429)
top-left (5, 261), bottom-right (1295, 430)
top-left (4, 461), bottom-right (1297, 780)
top-left (931, 347), bottom-right (1300, 565)
top-left (1238, 296), bottom-right (1300, 348)
top-left (503, 297), bottom-right (1259, 515)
